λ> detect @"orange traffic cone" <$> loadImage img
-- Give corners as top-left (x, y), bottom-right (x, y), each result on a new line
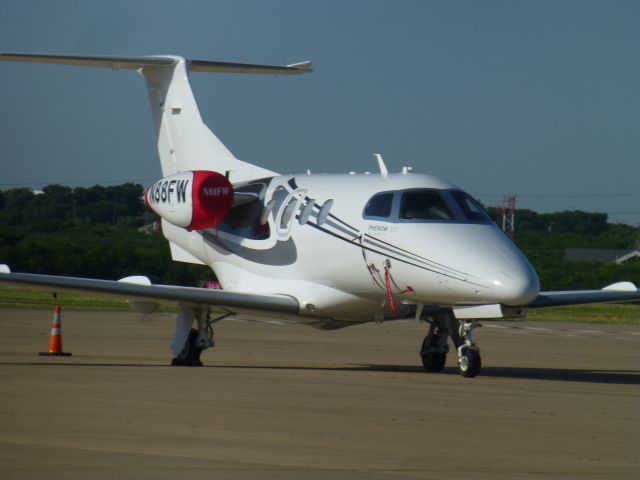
top-left (39, 304), bottom-right (72, 357)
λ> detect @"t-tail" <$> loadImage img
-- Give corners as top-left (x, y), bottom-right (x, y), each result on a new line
top-left (0, 52), bottom-right (312, 183)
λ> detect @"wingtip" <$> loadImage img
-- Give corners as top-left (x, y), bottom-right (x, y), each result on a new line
top-left (287, 60), bottom-right (313, 72)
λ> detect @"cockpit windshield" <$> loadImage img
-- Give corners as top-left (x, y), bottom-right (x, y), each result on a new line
top-left (364, 192), bottom-right (393, 218)
top-left (450, 190), bottom-right (492, 222)
top-left (363, 189), bottom-right (492, 224)
top-left (400, 190), bottom-right (455, 221)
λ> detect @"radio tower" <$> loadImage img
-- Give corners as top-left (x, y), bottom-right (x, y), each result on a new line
top-left (499, 194), bottom-right (517, 239)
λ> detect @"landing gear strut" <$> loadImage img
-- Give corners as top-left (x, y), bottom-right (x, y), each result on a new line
top-left (171, 307), bottom-right (231, 366)
top-left (171, 328), bottom-right (205, 366)
top-left (419, 313), bottom-right (482, 378)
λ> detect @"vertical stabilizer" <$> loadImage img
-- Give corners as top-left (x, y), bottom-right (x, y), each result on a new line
top-left (142, 58), bottom-right (272, 180)
top-left (143, 59), bottom-right (232, 175)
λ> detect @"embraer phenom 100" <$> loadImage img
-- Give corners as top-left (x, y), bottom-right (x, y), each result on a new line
top-left (1, 53), bottom-right (638, 377)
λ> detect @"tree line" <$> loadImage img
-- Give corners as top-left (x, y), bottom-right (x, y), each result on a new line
top-left (0, 184), bottom-right (638, 289)
top-left (485, 207), bottom-right (640, 289)
top-left (0, 184), bottom-right (210, 285)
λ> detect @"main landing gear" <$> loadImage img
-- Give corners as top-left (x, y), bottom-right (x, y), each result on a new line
top-left (419, 313), bottom-right (482, 378)
top-left (171, 307), bottom-right (232, 366)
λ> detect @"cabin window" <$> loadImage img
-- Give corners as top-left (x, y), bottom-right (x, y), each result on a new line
top-left (450, 191), bottom-right (491, 222)
top-left (400, 190), bottom-right (454, 221)
top-left (364, 192), bottom-right (393, 218)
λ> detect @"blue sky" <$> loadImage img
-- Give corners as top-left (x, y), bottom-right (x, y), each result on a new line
top-left (1, 0), bottom-right (639, 224)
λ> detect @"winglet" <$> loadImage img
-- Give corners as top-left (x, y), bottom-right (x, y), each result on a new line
top-left (286, 60), bottom-right (312, 72)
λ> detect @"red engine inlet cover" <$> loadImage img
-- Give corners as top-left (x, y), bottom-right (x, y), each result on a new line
top-left (190, 170), bottom-right (234, 230)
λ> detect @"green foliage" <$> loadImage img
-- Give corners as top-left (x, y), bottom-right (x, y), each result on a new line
top-left (0, 184), bottom-right (212, 286)
top-left (0, 287), bottom-right (178, 312)
top-left (0, 183), bottom-right (146, 230)
top-left (486, 208), bottom-right (640, 290)
top-left (487, 208), bottom-right (622, 237)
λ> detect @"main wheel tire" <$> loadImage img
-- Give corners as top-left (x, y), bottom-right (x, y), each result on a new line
top-left (422, 351), bottom-right (447, 372)
top-left (420, 333), bottom-right (447, 372)
top-left (458, 347), bottom-right (481, 378)
top-left (171, 329), bottom-right (204, 366)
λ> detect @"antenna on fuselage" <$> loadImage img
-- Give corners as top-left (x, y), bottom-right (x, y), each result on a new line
top-left (374, 153), bottom-right (388, 178)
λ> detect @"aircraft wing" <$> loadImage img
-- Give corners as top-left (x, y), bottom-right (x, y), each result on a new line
top-left (530, 282), bottom-right (640, 308)
top-left (0, 270), bottom-right (299, 315)
top-left (2, 268), bottom-right (638, 318)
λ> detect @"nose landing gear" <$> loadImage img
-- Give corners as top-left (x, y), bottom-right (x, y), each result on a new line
top-left (456, 320), bottom-right (482, 378)
top-left (457, 346), bottom-right (481, 378)
top-left (419, 313), bottom-right (482, 378)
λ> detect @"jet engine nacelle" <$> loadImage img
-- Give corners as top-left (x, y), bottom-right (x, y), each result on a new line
top-left (145, 170), bottom-right (234, 231)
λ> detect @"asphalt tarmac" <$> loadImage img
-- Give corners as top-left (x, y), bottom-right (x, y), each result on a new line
top-left (0, 310), bottom-right (638, 479)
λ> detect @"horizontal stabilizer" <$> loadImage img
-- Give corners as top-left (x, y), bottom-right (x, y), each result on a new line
top-left (0, 52), bottom-right (172, 69)
top-left (189, 59), bottom-right (312, 74)
top-left (0, 52), bottom-right (312, 75)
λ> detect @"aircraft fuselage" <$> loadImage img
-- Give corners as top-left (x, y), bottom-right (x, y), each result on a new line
top-left (163, 171), bottom-right (540, 322)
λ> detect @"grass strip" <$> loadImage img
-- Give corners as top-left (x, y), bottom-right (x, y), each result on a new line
top-left (0, 288), bottom-right (177, 313)
top-left (526, 303), bottom-right (640, 325)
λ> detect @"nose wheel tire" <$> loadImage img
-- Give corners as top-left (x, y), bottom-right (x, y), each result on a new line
top-left (458, 347), bottom-right (481, 378)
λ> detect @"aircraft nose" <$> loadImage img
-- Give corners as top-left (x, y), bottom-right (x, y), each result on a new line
top-left (466, 225), bottom-right (540, 305)
top-left (491, 265), bottom-right (540, 306)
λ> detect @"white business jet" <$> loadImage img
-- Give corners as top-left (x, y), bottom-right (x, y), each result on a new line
top-left (1, 53), bottom-right (638, 377)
